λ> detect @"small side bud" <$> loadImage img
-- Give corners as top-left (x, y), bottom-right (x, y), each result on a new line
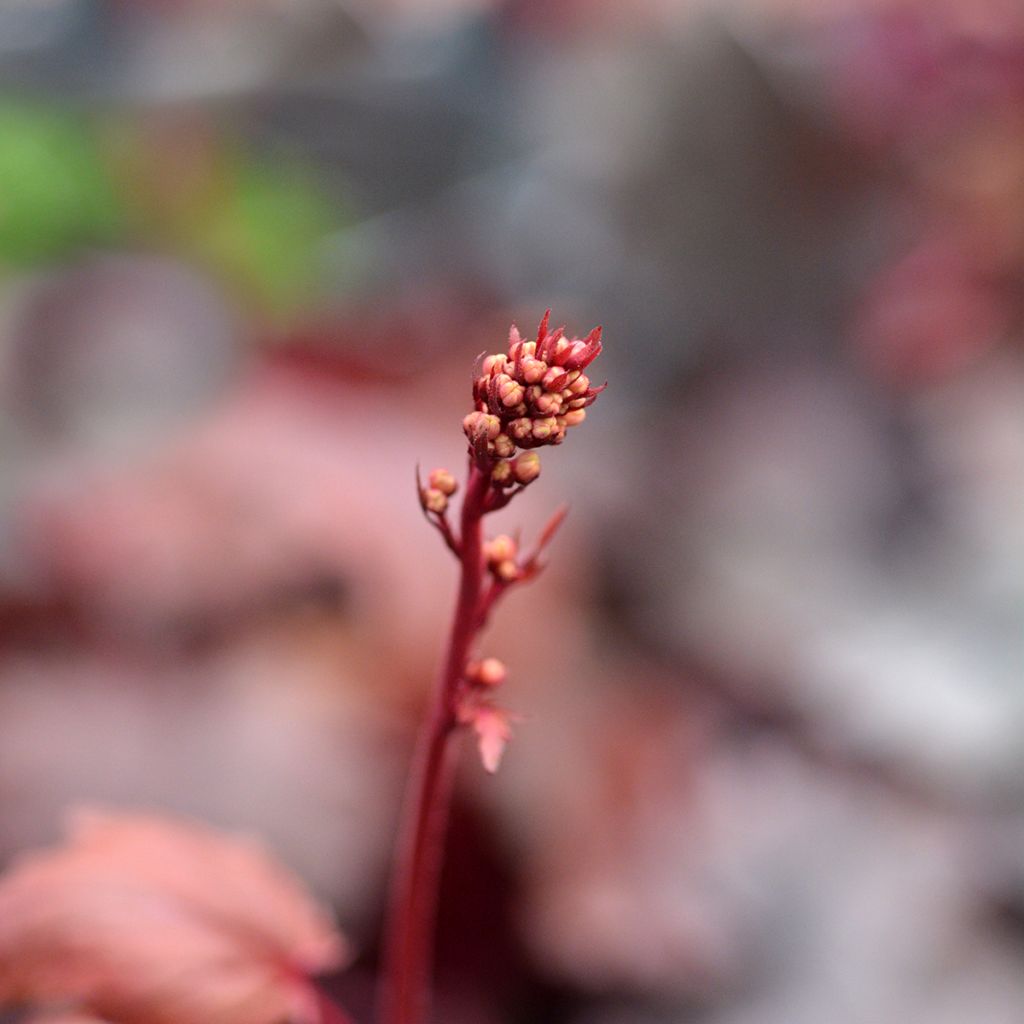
top-left (495, 559), bottom-right (519, 582)
top-left (423, 488), bottom-right (448, 513)
top-left (469, 657), bottom-right (507, 688)
top-left (486, 534), bottom-right (518, 564)
top-left (513, 451), bottom-right (542, 484)
top-left (428, 468), bottom-right (458, 496)
top-left (491, 460), bottom-right (514, 487)
top-left (562, 409), bottom-right (586, 426)
top-left (478, 657), bottom-right (507, 686)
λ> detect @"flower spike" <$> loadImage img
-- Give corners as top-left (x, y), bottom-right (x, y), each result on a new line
top-left (388, 310), bottom-right (605, 1024)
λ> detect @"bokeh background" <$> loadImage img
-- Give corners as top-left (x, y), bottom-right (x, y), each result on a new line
top-left (1, 1), bottom-right (1023, 1021)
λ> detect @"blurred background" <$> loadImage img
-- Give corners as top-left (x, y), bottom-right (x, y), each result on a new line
top-left (1, 0), bottom-right (1023, 1021)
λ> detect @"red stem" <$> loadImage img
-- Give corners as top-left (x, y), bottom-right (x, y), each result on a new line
top-left (378, 460), bottom-right (490, 1024)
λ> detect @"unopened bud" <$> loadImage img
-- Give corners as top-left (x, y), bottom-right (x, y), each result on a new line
top-left (562, 409), bottom-right (586, 426)
top-left (491, 460), bottom-right (514, 486)
top-left (482, 353), bottom-right (507, 375)
top-left (531, 417), bottom-right (558, 441)
top-left (552, 337), bottom-right (572, 364)
top-left (542, 366), bottom-right (568, 391)
top-left (513, 451), bottom-right (542, 484)
top-left (423, 488), bottom-right (448, 513)
top-left (566, 340), bottom-right (588, 364)
top-left (492, 433), bottom-right (515, 458)
top-left (508, 418), bottom-right (533, 441)
top-left (521, 357), bottom-right (547, 384)
top-left (463, 412), bottom-right (503, 441)
top-left (568, 373), bottom-right (589, 395)
top-left (486, 534), bottom-right (517, 564)
top-left (428, 468), bottom-right (457, 495)
top-left (495, 559), bottom-right (519, 582)
top-left (533, 391), bottom-right (562, 415)
top-left (476, 657), bottom-right (507, 687)
top-left (498, 377), bottom-right (526, 407)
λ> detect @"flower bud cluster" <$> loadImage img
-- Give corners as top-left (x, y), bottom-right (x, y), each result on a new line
top-left (462, 312), bottom-right (605, 483)
top-left (484, 534), bottom-right (519, 582)
top-left (420, 467), bottom-right (458, 514)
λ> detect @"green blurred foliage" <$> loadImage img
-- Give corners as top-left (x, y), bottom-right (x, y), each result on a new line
top-left (0, 99), bottom-right (347, 317)
top-left (0, 102), bottom-right (122, 266)
top-left (191, 157), bottom-right (341, 316)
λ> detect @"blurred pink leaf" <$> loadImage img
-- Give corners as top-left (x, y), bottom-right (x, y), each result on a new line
top-left (0, 808), bottom-right (350, 1024)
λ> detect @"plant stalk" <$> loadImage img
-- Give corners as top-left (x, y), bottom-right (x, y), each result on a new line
top-left (378, 461), bottom-right (489, 1024)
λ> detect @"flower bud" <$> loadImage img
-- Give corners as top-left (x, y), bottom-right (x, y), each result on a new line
top-left (533, 391), bottom-right (562, 415)
top-left (551, 337), bottom-right (572, 364)
top-left (475, 657), bottom-right (507, 687)
top-left (521, 357), bottom-right (547, 384)
top-left (542, 366), bottom-right (568, 391)
top-left (463, 412), bottom-right (503, 441)
top-left (423, 488), bottom-right (448, 513)
top-left (482, 354), bottom-right (507, 375)
top-left (486, 534), bottom-right (517, 564)
top-left (513, 451), bottom-right (541, 484)
top-left (491, 460), bottom-right (514, 486)
top-left (497, 376), bottom-right (525, 407)
top-left (428, 468), bottom-right (457, 495)
top-left (495, 559), bottom-right (519, 582)
top-left (562, 409), bottom-right (586, 426)
top-left (531, 417), bottom-right (558, 441)
top-left (566, 340), bottom-right (588, 364)
top-left (492, 433), bottom-right (515, 458)
top-left (508, 418), bottom-right (533, 441)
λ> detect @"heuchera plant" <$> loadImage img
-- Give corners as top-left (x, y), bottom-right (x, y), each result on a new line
top-left (379, 311), bottom-right (605, 1024)
top-left (0, 312), bottom-right (603, 1024)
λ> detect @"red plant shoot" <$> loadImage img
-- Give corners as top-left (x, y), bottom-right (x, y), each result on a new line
top-left (378, 312), bottom-right (605, 1024)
